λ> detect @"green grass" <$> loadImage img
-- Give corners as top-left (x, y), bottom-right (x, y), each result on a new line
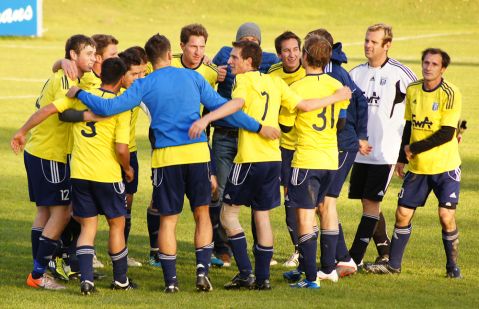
top-left (1, 0), bottom-right (478, 307)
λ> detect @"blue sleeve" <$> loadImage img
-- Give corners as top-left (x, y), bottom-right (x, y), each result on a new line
top-left (351, 79), bottom-right (368, 140)
top-left (222, 111), bottom-right (260, 132)
top-left (77, 80), bottom-right (143, 116)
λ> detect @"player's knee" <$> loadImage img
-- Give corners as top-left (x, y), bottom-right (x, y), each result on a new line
top-left (220, 204), bottom-right (242, 235)
top-left (438, 207), bottom-right (456, 230)
top-left (395, 206), bottom-right (414, 225)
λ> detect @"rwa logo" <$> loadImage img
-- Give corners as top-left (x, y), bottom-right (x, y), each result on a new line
top-left (0, 5), bottom-right (33, 24)
top-left (411, 114), bottom-right (433, 129)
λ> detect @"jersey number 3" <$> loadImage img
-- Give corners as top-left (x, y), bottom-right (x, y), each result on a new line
top-left (313, 105), bottom-right (335, 131)
top-left (81, 121), bottom-right (97, 138)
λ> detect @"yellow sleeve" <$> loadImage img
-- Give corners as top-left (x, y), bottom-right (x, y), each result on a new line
top-left (231, 75), bottom-right (248, 103)
top-left (278, 106), bottom-right (297, 127)
top-left (115, 111), bottom-right (131, 144)
top-left (145, 62), bottom-right (154, 75)
top-left (279, 78), bottom-right (302, 113)
top-left (405, 88), bottom-right (413, 121)
top-left (440, 88), bottom-right (462, 127)
top-left (206, 64), bottom-right (218, 87)
top-left (52, 97), bottom-right (75, 113)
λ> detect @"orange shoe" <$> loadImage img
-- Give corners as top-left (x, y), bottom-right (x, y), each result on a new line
top-left (27, 273), bottom-right (66, 290)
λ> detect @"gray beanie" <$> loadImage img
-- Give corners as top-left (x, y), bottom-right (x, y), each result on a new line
top-left (236, 22), bottom-right (261, 44)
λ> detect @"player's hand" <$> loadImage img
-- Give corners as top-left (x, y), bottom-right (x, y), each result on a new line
top-left (61, 59), bottom-right (78, 80)
top-left (334, 86), bottom-right (352, 101)
top-left (66, 86), bottom-right (81, 98)
top-left (189, 118), bottom-right (209, 139)
top-left (259, 125), bottom-right (281, 140)
top-left (217, 65), bottom-right (227, 82)
top-left (124, 166), bottom-right (134, 183)
top-left (202, 55), bottom-right (212, 65)
top-left (395, 162), bottom-right (406, 179)
top-left (358, 139), bottom-right (372, 155)
top-left (10, 131), bottom-right (27, 154)
top-left (404, 145), bottom-right (414, 161)
top-left (84, 110), bottom-right (109, 122)
top-left (211, 175), bottom-right (218, 196)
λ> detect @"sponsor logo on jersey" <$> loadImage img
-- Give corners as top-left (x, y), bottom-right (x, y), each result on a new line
top-left (367, 91), bottom-right (380, 105)
top-left (411, 114), bottom-right (433, 129)
top-left (432, 102), bottom-right (439, 111)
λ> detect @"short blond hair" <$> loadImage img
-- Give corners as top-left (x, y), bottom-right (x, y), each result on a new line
top-left (367, 23), bottom-right (393, 46)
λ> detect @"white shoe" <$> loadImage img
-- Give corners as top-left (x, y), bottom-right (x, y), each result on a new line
top-left (283, 251), bottom-right (300, 267)
top-left (317, 269), bottom-right (339, 282)
top-left (92, 255), bottom-right (105, 268)
top-left (127, 257), bottom-right (143, 267)
top-left (336, 259), bottom-right (357, 277)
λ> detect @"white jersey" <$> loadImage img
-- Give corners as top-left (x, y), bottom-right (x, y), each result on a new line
top-left (350, 58), bottom-right (416, 164)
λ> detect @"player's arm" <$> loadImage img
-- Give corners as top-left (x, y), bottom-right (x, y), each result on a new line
top-left (52, 58), bottom-right (78, 80)
top-left (58, 109), bottom-right (108, 122)
top-left (295, 87), bottom-right (351, 112)
top-left (10, 103), bottom-right (59, 154)
top-left (115, 112), bottom-right (133, 182)
top-left (115, 143), bottom-right (133, 182)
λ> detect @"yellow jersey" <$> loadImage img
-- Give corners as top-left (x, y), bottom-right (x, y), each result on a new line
top-left (232, 71), bottom-right (302, 163)
top-left (53, 88), bottom-right (131, 182)
top-left (405, 79), bottom-right (461, 174)
top-left (289, 74), bottom-right (349, 170)
top-left (118, 87), bottom-right (140, 152)
top-left (151, 142), bottom-right (211, 168)
top-left (268, 62), bottom-right (306, 150)
top-left (171, 54), bottom-right (218, 87)
top-left (79, 70), bottom-right (102, 91)
top-left (25, 70), bottom-right (78, 163)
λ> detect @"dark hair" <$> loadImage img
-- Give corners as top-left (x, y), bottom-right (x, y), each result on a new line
top-left (101, 58), bottom-right (127, 85)
top-left (118, 50), bottom-right (142, 71)
top-left (422, 48), bottom-right (451, 68)
top-left (232, 40), bottom-right (262, 70)
top-left (303, 35), bottom-right (332, 69)
top-left (91, 34), bottom-right (119, 56)
top-left (180, 23), bottom-right (208, 44)
top-left (124, 46), bottom-right (148, 64)
top-left (305, 28), bottom-right (333, 46)
top-left (145, 34), bottom-right (171, 64)
top-left (64, 34), bottom-right (96, 60)
top-left (274, 31), bottom-right (301, 54)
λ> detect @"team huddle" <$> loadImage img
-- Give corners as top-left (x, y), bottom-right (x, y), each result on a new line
top-left (10, 21), bottom-right (463, 295)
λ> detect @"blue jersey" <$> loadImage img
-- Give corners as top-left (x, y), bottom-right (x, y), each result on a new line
top-left (77, 66), bottom-right (260, 149)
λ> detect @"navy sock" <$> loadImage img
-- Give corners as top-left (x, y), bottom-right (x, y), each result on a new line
top-left (320, 229), bottom-right (339, 274)
top-left (442, 229), bottom-right (459, 270)
top-left (389, 225), bottom-right (412, 269)
top-left (76, 245), bottom-right (95, 282)
top-left (253, 244), bottom-right (273, 283)
top-left (229, 232), bottom-right (252, 278)
top-left (159, 253), bottom-right (177, 286)
top-left (196, 242), bottom-right (213, 275)
top-left (147, 208), bottom-right (160, 251)
top-left (124, 209), bottom-right (132, 244)
top-left (32, 235), bottom-right (58, 279)
top-left (285, 206), bottom-right (298, 248)
top-left (110, 247), bottom-right (128, 283)
top-left (31, 227), bottom-right (43, 261)
top-left (349, 214), bottom-right (379, 264)
top-left (336, 223), bottom-right (351, 262)
top-left (298, 233), bottom-right (318, 282)
top-left (373, 212), bottom-right (391, 257)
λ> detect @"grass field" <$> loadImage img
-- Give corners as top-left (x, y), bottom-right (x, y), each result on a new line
top-left (1, 0), bottom-right (478, 308)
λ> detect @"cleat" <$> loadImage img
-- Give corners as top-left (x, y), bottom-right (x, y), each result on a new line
top-left (48, 257), bottom-right (69, 282)
top-left (26, 273), bottom-right (66, 290)
top-left (283, 251), bottom-right (300, 267)
top-left (317, 269), bottom-right (339, 282)
top-left (290, 278), bottom-right (320, 289)
top-left (80, 280), bottom-right (96, 295)
top-left (218, 253), bottom-right (231, 267)
top-left (283, 269), bottom-right (303, 283)
top-left (164, 283), bottom-right (179, 293)
top-left (211, 256), bottom-right (224, 267)
top-left (148, 252), bottom-right (162, 267)
top-left (127, 257), bottom-right (143, 267)
top-left (374, 254), bottom-right (390, 264)
top-left (224, 273), bottom-right (255, 290)
top-left (255, 279), bottom-right (271, 290)
top-left (270, 258), bottom-right (278, 266)
top-left (68, 271), bottom-right (80, 280)
top-left (364, 262), bottom-right (401, 274)
top-left (110, 277), bottom-right (138, 290)
top-left (92, 255), bottom-right (105, 268)
top-left (446, 266), bottom-right (463, 279)
top-left (336, 259), bottom-right (357, 278)
top-left (196, 274), bottom-right (213, 292)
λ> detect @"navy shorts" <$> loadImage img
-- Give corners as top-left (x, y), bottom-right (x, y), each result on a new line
top-left (223, 162), bottom-right (281, 211)
top-left (286, 168), bottom-right (336, 209)
top-left (24, 151), bottom-right (71, 206)
top-left (326, 151), bottom-right (356, 198)
top-left (398, 168), bottom-right (461, 209)
top-left (280, 147), bottom-right (294, 187)
top-left (71, 179), bottom-right (127, 219)
top-left (151, 162), bottom-right (211, 215)
top-left (122, 151), bottom-right (139, 195)
top-left (348, 163), bottom-right (395, 202)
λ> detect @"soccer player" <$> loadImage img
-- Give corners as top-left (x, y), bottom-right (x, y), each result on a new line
top-left (12, 57), bottom-right (137, 295)
top-left (365, 48), bottom-right (463, 278)
top-left (268, 30), bottom-right (306, 267)
top-left (210, 22), bottom-right (280, 267)
top-left (66, 34), bottom-right (280, 293)
top-left (348, 23), bottom-right (416, 266)
top-left (10, 34), bottom-right (96, 290)
top-left (196, 40), bottom-right (351, 290)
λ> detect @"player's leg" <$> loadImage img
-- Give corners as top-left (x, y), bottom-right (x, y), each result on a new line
top-left (373, 211), bottom-right (391, 263)
top-left (252, 209), bottom-right (274, 289)
top-left (123, 151), bottom-right (141, 267)
top-left (76, 216), bottom-right (99, 293)
top-left (158, 214), bottom-right (179, 292)
top-left (146, 203), bottom-right (161, 266)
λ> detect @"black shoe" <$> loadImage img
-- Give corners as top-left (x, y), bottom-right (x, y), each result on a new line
top-left (196, 274), bottom-right (213, 292)
top-left (110, 277), bottom-right (138, 290)
top-left (374, 254), bottom-right (390, 264)
top-left (364, 262), bottom-right (401, 274)
top-left (255, 279), bottom-right (271, 290)
top-left (224, 273), bottom-right (255, 290)
top-left (446, 266), bottom-right (463, 279)
top-left (80, 280), bottom-right (96, 295)
top-left (164, 283), bottom-right (179, 293)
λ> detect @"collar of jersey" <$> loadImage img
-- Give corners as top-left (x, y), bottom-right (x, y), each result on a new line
top-left (180, 54), bottom-right (203, 71)
top-left (422, 78), bottom-right (443, 93)
top-left (283, 61), bottom-right (302, 74)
